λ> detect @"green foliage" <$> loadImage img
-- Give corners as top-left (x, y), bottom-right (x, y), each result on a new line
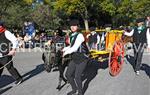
top-left (43, 0), bottom-right (51, 5)
top-left (132, 0), bottom-right (150, 18)
top-left (30, 4), bottom-right (61, 29)
top-left (0, 0), bottom-right (32, 28)
top-left (100, 0), bottom-right (116, 16)
top-left (0, 0), bottom-right (61, 29)
top-left (100, 0), bottom-right (150, 26)
top-left (0, 0), bottom-right (150, 29)
top-left (23, 0), bottom-right (33, 5)
top-left (55, 0), bottom-right (102, 30)
top-left (55, 0), bottom-right (101, 18)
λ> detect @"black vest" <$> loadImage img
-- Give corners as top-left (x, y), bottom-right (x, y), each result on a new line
top-left (88, 33), bottom-right (98, 44)
top-left (70, 32), bottom-right (89, 54)
top-left (70, 32), bottom-right (89, 63)
top-left (0, 32), bottom-right (11, 55)
top-left (133, 28), bottom-right (147, 45)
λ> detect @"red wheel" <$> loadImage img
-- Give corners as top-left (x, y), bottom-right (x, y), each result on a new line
top-left (109, 41), bottom-right (124, 76)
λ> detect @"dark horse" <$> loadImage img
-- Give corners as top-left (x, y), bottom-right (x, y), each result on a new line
top-left (42, 43), bottom-right (70, 90)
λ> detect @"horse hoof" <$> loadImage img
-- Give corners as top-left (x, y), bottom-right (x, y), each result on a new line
top-left (64, 81), bottom-right (68, 84)
top-left (56, 85), bottom-right (61, 90)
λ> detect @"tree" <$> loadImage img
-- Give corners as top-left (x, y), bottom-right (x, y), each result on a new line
top-left (100, 0), bottom-right (150, 26)
top-left (132, 0), bottom-right (150, 18)
top-left (0, 0), bottom-right (61, 29)
top-left (114, 0), bottom-right (133, 26)
top-left (55, 0), bottom-right (101, 31)
top-left (1, 0), bottom-right (149, 29)
top-left (100, 0), bottom-right (116, 16)
top-left (23, 0), bottom-right (33, 5)
top-left (30, 4), bottom-right (61, 29)
top-left (0, 0), bottom-right (32, 28)
top-left (0, 0), bottom-right (19, 19)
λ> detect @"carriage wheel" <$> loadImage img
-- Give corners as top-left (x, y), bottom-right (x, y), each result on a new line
top-left (109, 41), bottom-right (124, 76)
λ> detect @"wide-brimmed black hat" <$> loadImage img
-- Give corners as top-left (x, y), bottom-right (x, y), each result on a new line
top-left (69, 19), bottom-right (79, 26)
top-left (136, 18), bottom-right (145, 23)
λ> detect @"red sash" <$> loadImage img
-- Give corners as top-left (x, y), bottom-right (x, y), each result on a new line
top-left (0, 27), bottom-right (6, 33)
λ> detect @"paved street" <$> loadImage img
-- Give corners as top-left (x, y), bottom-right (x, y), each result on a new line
top-left (0, 48), bottom-right (150, 95)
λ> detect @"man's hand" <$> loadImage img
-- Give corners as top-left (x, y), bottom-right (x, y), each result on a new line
top-left (7, 49), bottom-right (16, 56)
top-left (62, 52), bottom-right (66, 57)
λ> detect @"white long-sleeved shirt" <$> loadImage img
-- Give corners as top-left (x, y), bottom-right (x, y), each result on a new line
top-left (5, 30), bottom-right (19, 49)
top-left (97, 34), bottom-right (100, 44)
top-left (124, 28), bottom-right (150, 48)
top-left (146, 28), bottom-right (150, 48)
top-left (146, 20), bottom-right (150, 27)
top-left (63, 32), bottom-right (84, 56)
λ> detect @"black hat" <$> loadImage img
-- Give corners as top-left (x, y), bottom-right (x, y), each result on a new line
top-left (136, 18), bottom-right (145, 23)
top-left (89, 27), bottom-right (96, 31)
top-left (0, 21), bottom-right (4, 26)
top-left (69, 19), bottom-right (79, 26)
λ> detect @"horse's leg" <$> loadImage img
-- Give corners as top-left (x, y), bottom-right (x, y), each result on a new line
top-left (60, 63), bottom-right (67, 83)
top-left (42, 52), bottom-right (52, 72)
top-left (56, 64), bottom-right (65, 90)
top-left (56, 61), bottom-right (68, 90)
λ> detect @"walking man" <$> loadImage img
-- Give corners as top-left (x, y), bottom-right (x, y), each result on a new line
top-left (0, 21), bottom-right (23, 85)
top-left (87, 27), bottom-right (100, 50)
top-left (62, 19), bottom-right (89, 95)
top-left (124, 18), bottom-right (150, 75)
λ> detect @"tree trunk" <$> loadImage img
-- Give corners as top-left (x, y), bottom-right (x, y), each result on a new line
top-left (83, 8), bottom-right (89, 32)
top-left (84, 19), bottom-right (89, 32)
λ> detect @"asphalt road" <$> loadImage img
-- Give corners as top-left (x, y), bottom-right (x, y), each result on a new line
top-left (0, 48), bottom-right (150, 95)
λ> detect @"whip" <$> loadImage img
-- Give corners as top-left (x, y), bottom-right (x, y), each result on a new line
top-left (0, 55), bottom-right (14, 70)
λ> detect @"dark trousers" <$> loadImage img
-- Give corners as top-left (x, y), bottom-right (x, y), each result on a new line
top-left (0, 63), bottom-right (3, 76)
top-left (0, 56), bottom-right (22, 80)
top-left (65, 59), bottom-right (87, 94)
top-left (133, 44), bottom-right (144, 72)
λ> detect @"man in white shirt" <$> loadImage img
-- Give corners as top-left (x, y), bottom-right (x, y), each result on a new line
top-left (87, 27), bottom-right (100, 50)
top-left (124, 18), bottom-right (150, 75)
top-left (145, 16), bottom-right (150, 28)
top-left (63, 19), bottom-right (89, 95)
top-left (145, 16), bottom-right (150, 51)
top-left (0, 21), bottom-right (23, 85)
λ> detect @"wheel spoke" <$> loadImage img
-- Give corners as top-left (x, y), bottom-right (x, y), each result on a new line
top-left (109, 40), bottom-right (125, 76)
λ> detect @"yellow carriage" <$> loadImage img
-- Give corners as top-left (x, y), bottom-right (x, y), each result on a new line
top-left (90, 29), bottom-right (129, 76)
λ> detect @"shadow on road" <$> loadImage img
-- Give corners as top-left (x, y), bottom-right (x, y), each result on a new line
top-left (125, 55), bottom-right (135, 70)
top-left (0, 86), bottom-right (12, 94)
top-left (0, 75), bottom-right (14, 88)
top-left (82, 59), bottom-right (108, 94)
top-left (141, 64), bottom-right (150, 78)
top-left (22, 64), bottom-right (45, 82)
top-left (125, 55), bottom-right (150, 78)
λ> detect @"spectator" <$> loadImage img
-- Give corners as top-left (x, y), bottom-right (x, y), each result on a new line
top-left (87, 27), bottom-right (100, 50)
top-left (145, 16), bottom-right (150, 28)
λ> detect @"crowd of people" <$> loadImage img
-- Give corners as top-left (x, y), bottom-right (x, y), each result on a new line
top-left (0, 15), bottom-right (150, 95)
